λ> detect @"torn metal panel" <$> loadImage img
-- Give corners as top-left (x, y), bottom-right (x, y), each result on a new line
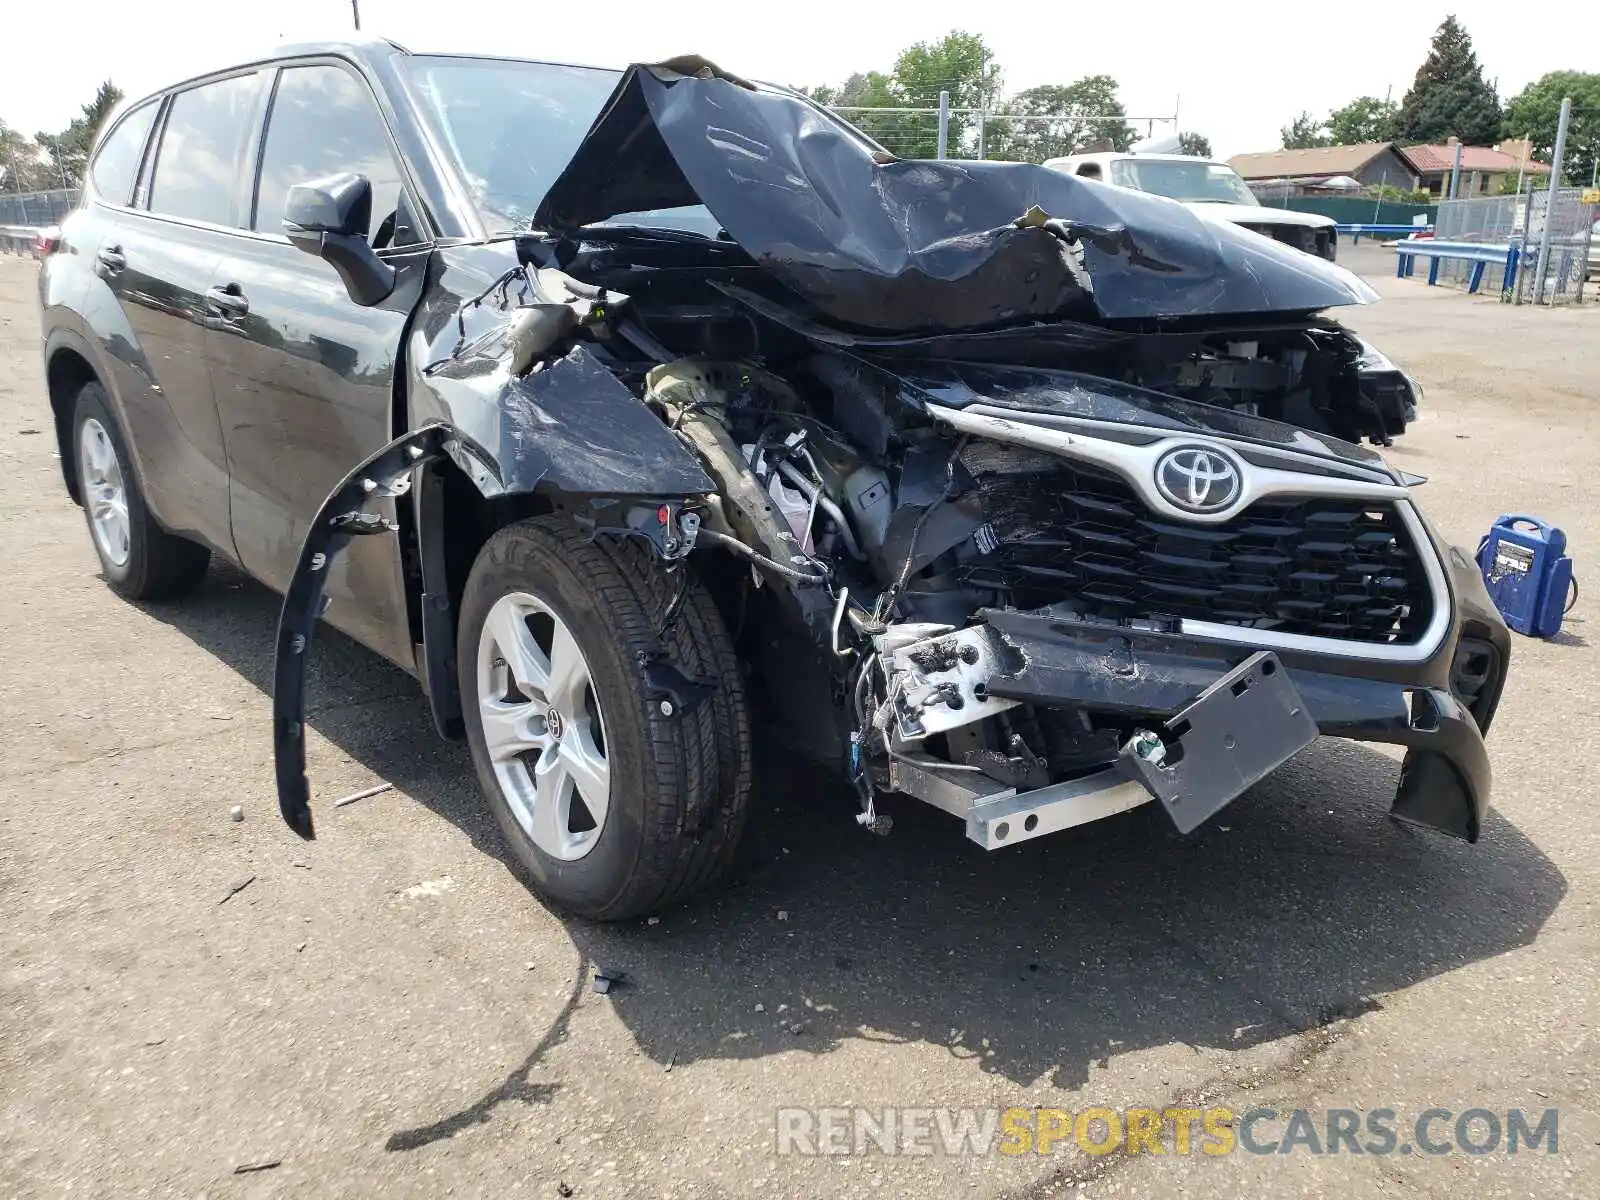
top-left (534, 62), bottom-right (1377, 331)
top-left (404, 253), bottom-right (715, 500)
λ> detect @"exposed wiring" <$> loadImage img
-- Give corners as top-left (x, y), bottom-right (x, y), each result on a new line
top-left (853, 651), bottom-right (879, 728)
top-left (445, 266), bottom-right (526, 359)
top-left (694, 527), bottom-right (831, 586)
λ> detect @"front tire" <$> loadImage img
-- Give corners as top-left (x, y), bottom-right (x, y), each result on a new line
top-left (71, 383), bottom-right (209, 600)
top-left (458, 516), bottom-right (751, 920)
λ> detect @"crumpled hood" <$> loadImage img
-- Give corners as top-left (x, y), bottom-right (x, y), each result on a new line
top-left (534, 59), bottom-right (1377, 333)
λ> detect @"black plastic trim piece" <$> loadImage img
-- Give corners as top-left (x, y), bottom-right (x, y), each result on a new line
top-left (273, 423), bottom-right (451, 839)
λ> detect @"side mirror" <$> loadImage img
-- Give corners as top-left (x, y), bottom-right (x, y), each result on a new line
top-left (283, 173), bottom-right (395, 307)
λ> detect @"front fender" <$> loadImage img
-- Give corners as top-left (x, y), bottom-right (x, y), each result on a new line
top-left (404, 248), bottom-right (715, 499)
top-left (273, 420), bottom-right (712, 839)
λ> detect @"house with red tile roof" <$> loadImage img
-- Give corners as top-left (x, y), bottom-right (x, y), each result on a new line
top-left (1404, 138), bottom-right (1551, 198)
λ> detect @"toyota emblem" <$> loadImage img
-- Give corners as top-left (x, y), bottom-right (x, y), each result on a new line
top-left (1154, 445), bottom-right (1243, 514)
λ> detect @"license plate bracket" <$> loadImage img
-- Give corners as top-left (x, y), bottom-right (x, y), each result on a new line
top-left (1120, 651), bottom-right (1318, 834)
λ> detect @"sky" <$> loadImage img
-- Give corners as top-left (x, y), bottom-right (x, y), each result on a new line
top-left (3, 0), bottom-right (1595, 160)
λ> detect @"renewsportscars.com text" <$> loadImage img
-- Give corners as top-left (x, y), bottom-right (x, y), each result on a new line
top-left (775, 1106), bottom-right (1558, 1158)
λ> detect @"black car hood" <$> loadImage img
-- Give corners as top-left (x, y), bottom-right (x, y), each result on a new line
top-left (534, 59), bottom-right (1377, 334)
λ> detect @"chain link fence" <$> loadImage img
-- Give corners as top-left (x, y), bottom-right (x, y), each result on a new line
top-left (1432, 192), bottom-right (1527, 295)
top-left (1372, 187), bottom-right (1595, 304)
top-left (1510, 188), bottom-right (1594, 306)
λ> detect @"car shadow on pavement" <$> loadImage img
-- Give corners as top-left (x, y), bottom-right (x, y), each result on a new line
top-left (149, 565), bottom-right (1567, 1108)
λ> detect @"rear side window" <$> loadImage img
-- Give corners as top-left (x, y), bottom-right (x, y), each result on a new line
top-left (253, 65), bottom-right (404, 241)
top-left (90, 102), bottom-right (158, 205)
top-left (148, 74), bottom-right (261, 226)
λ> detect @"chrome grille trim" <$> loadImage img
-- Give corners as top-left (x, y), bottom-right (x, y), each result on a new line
top-left (931, 403), bottom-right (1451, 664)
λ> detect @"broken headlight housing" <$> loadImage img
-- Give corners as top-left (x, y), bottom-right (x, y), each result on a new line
top-left (1355, 335), bottom-right (1423, 432)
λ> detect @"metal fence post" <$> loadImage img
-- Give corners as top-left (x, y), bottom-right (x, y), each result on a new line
top-left (1533, 97), bottom-right (1573, 305)
top-left (1448, 141), bottom-right (1463, 200)
top-left (975, 111), bottom-right (985, 160)
top-left (936, 91), bottom-right (949, 159)
top-left (1513, 185), bottom-right (1535, 304)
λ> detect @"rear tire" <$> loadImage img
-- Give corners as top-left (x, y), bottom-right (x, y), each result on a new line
top-left (458, 515), bottom-right (752, 920)
top-left (72, 382), bottom-right (210, 600)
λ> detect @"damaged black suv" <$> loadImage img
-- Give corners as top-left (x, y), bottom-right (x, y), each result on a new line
top-left (40, 40), bottom-right (1509, 919)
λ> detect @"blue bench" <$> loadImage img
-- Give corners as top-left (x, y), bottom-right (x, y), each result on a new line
top-left (1336, 223), bottom-right (1435, 245)
top-left (1394, 238), bottom-right (1521, 295)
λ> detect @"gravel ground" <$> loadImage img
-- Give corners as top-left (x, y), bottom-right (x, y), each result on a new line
top-left (1, 244), bottom-right (1597, 1198)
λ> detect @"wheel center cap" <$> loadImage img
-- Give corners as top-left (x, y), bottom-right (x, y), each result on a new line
top-left (546, 707), bottom-right (565, 741)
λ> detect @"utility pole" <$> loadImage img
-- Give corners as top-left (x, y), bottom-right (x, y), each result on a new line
top-left (352, 0), bottom-right (361, 30)
top-left (1532, 96), bottom-right (1572, 305)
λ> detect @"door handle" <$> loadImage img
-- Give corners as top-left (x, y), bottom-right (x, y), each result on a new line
top-left (96, 245), bottom-right (126, 274)
top-left (205, 284), bottom-right (250, 318)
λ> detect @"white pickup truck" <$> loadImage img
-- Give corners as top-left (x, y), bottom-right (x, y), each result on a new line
top-left (1043, 151), bottom-right (1339, 261)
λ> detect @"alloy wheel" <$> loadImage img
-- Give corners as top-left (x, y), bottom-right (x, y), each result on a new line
top-left (78, 417), bottom-right (131, 569)
top-left (476, 591), bottom-right (611, 860)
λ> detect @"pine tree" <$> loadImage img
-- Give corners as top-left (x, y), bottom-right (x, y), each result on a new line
top-left (1396, 16), bottom-right (1501, 146)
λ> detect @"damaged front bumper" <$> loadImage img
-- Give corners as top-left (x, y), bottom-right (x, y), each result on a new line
top-left (881, 539), bottom-right (1508, 848)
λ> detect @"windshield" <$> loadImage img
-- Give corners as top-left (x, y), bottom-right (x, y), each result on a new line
top-left (401, 55), bottom-right (721, 236)
top-left (1109, 159), bottom-right (1259, 206)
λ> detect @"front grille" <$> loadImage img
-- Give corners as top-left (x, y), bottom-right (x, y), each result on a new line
top-left (961, 448), bottom-right (1435, 644)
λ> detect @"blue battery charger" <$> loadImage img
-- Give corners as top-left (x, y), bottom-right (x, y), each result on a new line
top-left (1476, 515), bottom-right (1576, 638)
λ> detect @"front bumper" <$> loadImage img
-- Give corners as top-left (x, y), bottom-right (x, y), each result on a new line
top-left (891, 534), bottom-right (1508, 845)
top-left (981, 608), bottom-right (1494, 840)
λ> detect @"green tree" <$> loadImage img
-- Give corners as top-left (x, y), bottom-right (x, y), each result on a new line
top-left (35, 80), bottom-right (123, 189)
top-left (889, 31), bottom-right (1002, 157)
top-left (1281, 111), bottom-right (1330, 149)
top-left (807, 30), bottom-right (1001, 158)
top-left (1327, 96), bottom-right (1398, 145)
top-left (1177, 132), bottom-right (1213, 158)
top-left (0, 121), bottom-right (48, 192)
top-left (1395, 16), bottom-right (1501, 145)
top-left (986, 77), bottom-right (1135, 163)
top-left (1503, 71), bottom-right (1600, 186)
top-left (808, 71), bottom-right (910, 153)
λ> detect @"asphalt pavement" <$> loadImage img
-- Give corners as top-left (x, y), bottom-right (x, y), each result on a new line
top-left (1, 243), bottom-right (1597, 1198)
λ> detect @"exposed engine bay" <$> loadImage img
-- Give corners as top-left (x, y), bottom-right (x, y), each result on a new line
top-left (608, 326), bottom-right (1424, 839)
